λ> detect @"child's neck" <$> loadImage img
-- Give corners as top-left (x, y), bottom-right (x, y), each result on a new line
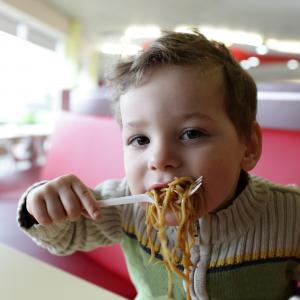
top-left (213, 170), bottom-right (249, 213)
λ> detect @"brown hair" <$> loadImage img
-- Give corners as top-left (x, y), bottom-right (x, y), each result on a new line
top-left (108, 30), bottom-right (257, 138)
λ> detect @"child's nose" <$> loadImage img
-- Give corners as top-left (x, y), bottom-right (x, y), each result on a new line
top-left (148, 143), bottom-right (181, 171)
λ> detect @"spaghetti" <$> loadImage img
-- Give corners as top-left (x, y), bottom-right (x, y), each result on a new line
top-left (146, 176), bottom-right (205, 300)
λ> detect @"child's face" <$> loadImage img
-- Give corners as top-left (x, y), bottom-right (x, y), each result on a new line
top-left (120, 65), bottom-right (254, 213)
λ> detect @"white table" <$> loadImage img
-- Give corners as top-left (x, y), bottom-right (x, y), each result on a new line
top-left (0, 124), bottom-right (53, 167)
top-left (0, 243), bottom-right (126, 300)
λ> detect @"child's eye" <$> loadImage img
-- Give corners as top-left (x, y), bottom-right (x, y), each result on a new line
top-left (180, 129), bottom-right (206, 140)
top-left (128, 135), bottom-right (150, 146)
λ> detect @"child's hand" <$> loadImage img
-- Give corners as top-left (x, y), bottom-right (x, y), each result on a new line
top-left (26, 174), bottom-right (101, 225)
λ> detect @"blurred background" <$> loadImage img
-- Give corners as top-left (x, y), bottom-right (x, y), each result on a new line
top-left (1, 2), bottom-right (300, 297)
top-left (0, 0), bottom-right (300, 179)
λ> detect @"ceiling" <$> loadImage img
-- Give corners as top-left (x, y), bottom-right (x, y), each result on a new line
top-left (42, 0), bottom-right (300, 43)
top-left (39, 0), bottom-right (300, 83)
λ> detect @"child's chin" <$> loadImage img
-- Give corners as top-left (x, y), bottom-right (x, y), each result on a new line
top-left (139, 204), bottom-right (179, 226)
top-left (164, 211), bottom-right (179, 226)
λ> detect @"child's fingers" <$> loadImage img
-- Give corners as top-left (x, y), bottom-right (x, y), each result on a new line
top-left (71, 177), bottom-right (100, 220)
top-left (45, 194), bottom-right (67, 223)
top-left (29, 196), bottom-right (52, 225)
top-left (58, 187), bottom-right (82, 221)
top-left (26, 174), bottom-right (100, 224)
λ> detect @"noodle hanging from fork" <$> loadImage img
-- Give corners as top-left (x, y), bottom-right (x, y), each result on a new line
top-left (145, 176), bottom-right (205, 300)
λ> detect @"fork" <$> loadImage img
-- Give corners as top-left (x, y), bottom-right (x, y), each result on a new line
top-left (96, 176), bottom-right (203, 207)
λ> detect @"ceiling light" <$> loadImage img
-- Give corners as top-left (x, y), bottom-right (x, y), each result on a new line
top-left (287, 59), bottom-right (299, 70)
top-left (258, 91), bottom-right (300, 101)
top-left (240, 60), bottom-right (251, 69)
top-left (198, 26), bottom-right (263, 46)
top-left (266, 39), bottom-right (300, 54)
top-left (124, 25), bottom-right (161, 39)
top-left (255, 45), bottom-right (269, 55)
top-left (248, 56), bottom-right (260, 67)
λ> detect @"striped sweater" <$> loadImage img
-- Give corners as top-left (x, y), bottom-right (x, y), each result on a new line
top-left (18, 176), bottom-right (300, 300)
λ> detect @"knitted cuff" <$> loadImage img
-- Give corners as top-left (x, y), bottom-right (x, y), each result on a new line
top-left (16, 181), bottom-right (47, 229)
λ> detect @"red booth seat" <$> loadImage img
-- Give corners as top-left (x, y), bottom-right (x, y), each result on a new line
top-left (252, 128), bottom-right (300, 186)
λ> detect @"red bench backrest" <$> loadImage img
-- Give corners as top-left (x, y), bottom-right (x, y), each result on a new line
top-left (41, 112), bottom-right (124, 185)
top-left (252, 128), bottom-right (300, 186)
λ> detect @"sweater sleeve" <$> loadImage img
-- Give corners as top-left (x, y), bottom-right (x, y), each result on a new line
top-left (16, 178), bottom-right (128, 256)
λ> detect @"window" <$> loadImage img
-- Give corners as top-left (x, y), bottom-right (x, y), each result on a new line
top-left (0, 9), bottom-right (68, 125)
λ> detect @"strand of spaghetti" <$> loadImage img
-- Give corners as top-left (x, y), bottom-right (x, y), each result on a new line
top-left (146, 191), bottom-right (160, 261)
top-left (177, 192), bottom-right (193, 283)
top-left (163, 261), bottom-right (173, 300)
top-left (157, 188), bottom-right (183, 282)
top-left (167, 185), bottom-right (191, 283)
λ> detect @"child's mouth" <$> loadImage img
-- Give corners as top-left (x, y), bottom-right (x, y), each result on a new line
top-left (149, 182), bottom-right (169, 191)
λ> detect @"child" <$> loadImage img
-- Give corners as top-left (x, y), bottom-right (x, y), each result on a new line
top-left (18, 31), bottom-right (300, 300)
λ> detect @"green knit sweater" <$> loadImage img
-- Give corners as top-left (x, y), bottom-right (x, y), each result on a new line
top-left (18, 176), bottom-right (300, 300)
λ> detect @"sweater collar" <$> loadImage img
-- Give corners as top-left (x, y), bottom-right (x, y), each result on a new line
top-left (200, 176), bottom-right (271, 246)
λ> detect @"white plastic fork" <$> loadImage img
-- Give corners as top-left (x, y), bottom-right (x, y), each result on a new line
top-left (96, 176), bottom-right (203, 207)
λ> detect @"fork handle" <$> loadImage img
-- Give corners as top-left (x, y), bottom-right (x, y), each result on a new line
top-left (97, 194), bottom-right (153, 207)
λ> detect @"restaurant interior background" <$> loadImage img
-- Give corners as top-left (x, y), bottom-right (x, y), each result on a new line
top-left (0, 0), bottom-right (300, 186)
top-left (1, 1), bottom-right (300, 298)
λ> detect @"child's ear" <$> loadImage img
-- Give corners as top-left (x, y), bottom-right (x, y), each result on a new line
top-left (241, 121), bottom-right (262, 172)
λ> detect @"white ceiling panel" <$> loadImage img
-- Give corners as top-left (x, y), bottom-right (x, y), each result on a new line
top-left (41, 0), bottom-right (300, 42)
